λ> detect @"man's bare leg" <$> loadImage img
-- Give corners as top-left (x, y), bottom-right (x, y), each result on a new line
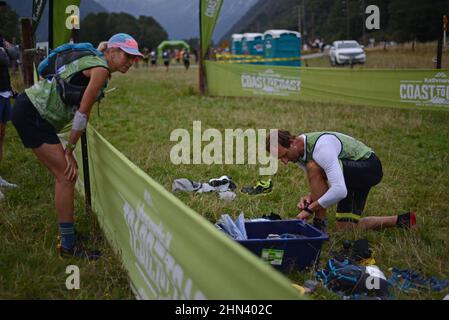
top-left (336, 216), bottom-right (398, 231)
top-left (305, 161), bottom-right (415, 231)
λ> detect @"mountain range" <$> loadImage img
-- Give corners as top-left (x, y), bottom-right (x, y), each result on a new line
top-left (92, 0), bottom-right (258, 42)
top-left (4, 0), bottom-right (257, 42)
top-left (222, 0), bottom-right (449, 45)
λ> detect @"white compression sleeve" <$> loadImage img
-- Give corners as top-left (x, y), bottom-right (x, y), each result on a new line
top-left (72, 111), bottom-right (88, 131)
top-left (312, 134), bottom-right (348, 208)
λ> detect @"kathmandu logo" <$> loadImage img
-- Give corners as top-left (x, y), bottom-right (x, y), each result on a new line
top-left (429, 96), bottom-right (448, 104)
top-left (400, 73), bottom-right (449, 107)
top-left (205, 0), bottom-right (220, 18)
top-left (241, 69), bottom-right (301, 96)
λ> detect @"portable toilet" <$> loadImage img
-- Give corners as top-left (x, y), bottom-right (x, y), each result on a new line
top-left (231, 34), bottom-right (244, 55)
top-left (242, 33), bottom-right (264, 56)
top-left (264, 30), bottom-right (301, 66)
top-left (242, 33), bottom-right (264, 64)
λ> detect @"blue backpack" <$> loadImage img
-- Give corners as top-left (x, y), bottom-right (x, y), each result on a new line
top-left (316, 258), bottom-right (389, 298)
top-left (316, 258), bottom-right (366, 294)
top-left (37, 43), bottom-right (104, 106)
top-left (37, 42), bottom-right (102, 79)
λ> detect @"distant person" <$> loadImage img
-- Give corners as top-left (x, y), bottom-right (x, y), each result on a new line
top-left (11, 33), bottom-right (143, 259)
top-left (175, 49), bottom-right (181, 64)
top-left (182, 49), bottom-right (190, 71)
top-left (142, 48), bottom-right (150, 68)
top-left (150, 49), bottom-right (157, 69)
top-left (163, 50), bottom-right (170, 72)
top-left (266, 130), bottom-right (416, 232)
top-left (320, 39), bottom-right (326, 53)
top-left (0, 34), bottom-right (19, 199)
top-left (192, 48), bottom-right (198, 63)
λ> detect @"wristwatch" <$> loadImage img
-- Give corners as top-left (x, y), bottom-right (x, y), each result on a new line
top-left (304, 206), bottom-right (314, 215)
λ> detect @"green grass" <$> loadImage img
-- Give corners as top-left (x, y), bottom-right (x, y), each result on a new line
top-left (0, 140), bottom-right (133, 299)
top-left (305, 41), bottom-right (449, 69)
top-left (1, 54), bottom-right (449, 299)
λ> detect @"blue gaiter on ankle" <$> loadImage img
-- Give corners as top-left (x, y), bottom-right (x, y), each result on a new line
top-left (59, 222), bottom-right (75, 250)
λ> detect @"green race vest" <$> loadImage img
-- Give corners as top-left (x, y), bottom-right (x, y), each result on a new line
top-left (25, 55), bottom-right (109, 132)
top-left (297, 131), bottom-right (373, 167)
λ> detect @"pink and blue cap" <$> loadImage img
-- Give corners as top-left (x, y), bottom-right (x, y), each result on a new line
top-left (107, 33), bottom-right (143, 58)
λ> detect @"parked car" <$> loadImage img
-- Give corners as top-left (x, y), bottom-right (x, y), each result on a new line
top-left (329, 40), bottom-right (366, 66)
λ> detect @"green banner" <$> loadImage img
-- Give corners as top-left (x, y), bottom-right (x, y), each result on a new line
top-left (205, 61), bottom-right (449, 110)
top-left (200, 0), bottom-right (223, 58)
top-left (32, 0), bottom-right (47, 35)
top-left (206, 61), bottom-right (303, 100)
top-left (73, 126), bottom-right (302, 300)
top-left (52, 0), bottom-right (80, 47)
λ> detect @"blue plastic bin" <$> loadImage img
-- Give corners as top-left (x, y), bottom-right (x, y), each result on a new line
top-left (236, 220), bottom-right (328, 272)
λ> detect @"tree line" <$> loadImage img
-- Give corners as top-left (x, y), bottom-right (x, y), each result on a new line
top-left (80, 12), bottom-right (168, 51)
top-left (0, 6), bottom-right (169, 52)
top-left (0, 3), bottom-right (20, 42)
top-left (222, 0), bottom-right (449, 45)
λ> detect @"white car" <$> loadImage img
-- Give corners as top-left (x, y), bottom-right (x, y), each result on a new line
top-left (329, 40), bottom-right (366, 66)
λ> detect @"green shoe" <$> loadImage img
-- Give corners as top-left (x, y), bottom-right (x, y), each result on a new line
top-left (241, 179), bottom-right (273, 195)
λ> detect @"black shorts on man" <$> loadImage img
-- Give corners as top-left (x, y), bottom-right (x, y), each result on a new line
top-left (336, 153), bottom-right (383, 223)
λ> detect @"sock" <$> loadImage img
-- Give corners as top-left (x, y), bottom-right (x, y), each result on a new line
top-left (59, 222), bottom-right (75, 250)
top-left (396, 212), bottom-right (414, 228)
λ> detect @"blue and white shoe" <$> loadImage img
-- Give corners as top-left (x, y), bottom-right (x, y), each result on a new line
top-left (0, 176), bottom-right (18, 189)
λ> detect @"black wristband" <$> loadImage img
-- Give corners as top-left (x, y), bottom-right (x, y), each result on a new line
top-left (304, 206), bottom-right (314, 214)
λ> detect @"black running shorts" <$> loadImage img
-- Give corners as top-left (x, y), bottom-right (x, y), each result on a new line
top-left (336, 153), bottom-right (383, 223)
top-left (11, 93), bottom-right (60, 148)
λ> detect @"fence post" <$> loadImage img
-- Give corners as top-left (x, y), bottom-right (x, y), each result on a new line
top-left (70, 16), bottom-right (92, 215)
top-left (436, 37), bottom-right (443, 69)
top-left (199, 47), bottom-right (206, 94)
top-left (20, 18), bottom-right (34, 87)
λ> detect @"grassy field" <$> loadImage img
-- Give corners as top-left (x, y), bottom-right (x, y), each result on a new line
top-left (305, 42), bottom-right (449, 69)
top-left (1, 49), bottom-right (449, 299)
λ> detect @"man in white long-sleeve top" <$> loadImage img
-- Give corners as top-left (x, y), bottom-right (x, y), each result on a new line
top-left (267, 130), bottom-right (416, 231)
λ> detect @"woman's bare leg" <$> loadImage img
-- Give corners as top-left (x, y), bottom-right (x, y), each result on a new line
top-left (32, 143), bottom-right (76, 223)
